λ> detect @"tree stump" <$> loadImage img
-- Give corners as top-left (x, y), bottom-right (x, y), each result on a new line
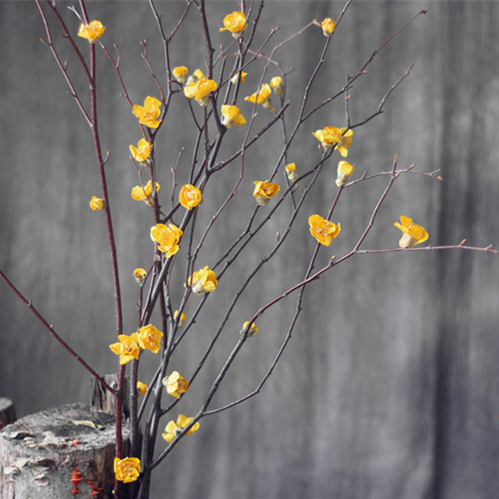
top-left (0, 398), bottom-right (16, 430)
top-left (0, 402), bottom-right (128, 498)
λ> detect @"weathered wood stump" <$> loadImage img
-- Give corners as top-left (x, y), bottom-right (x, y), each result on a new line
top-left (0, 398), bottom-right (16, 430)
top-left (0, 402), bottom-right (127, 498)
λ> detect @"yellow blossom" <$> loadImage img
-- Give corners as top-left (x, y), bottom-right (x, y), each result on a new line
top-left (245, 84), bottom-right (274, 111)
top-left (335, 161), bottom-right (355, 187)
top-left (285, 163), bottom-right (298, 182)
top-left (163, 371), bottom-right (190, 399)
top-left (133, 96), bottom-right (162, 129)
top-left (114, 457), bottom-right (141, 483)
top-left (394, 216), bottom-right (429, 248)
top-left (270, 76), bottom-right (283, 95)
top-left (187, 266), bottom-right (218, 295)
top-left (150, 223), bottom-right (183, 257)
top-left (129, 138), bottom-right (151, 164)
top-left (308, 214), bottom-right (341, 246)
top-left (230, 71), bottom-right (247, 85)
top-left (253, 180), bottom-right (280, 205)
top-left (183, 69), bottom-right (218, 106)
top-left (131, 180), bottom-right (160, 206)
top-left (221, 104), bottom-right (247, 129)
top-left (219, 11), bottom-right (247, 38)
top-left (174, 310), bottom-right (186, 328)
top-left (133, 268), bottom-right (147, 284)
top-left (312, 126), bottom-right (353, 156)
top-left (138, 324), bottom-right (163, 354)
top-left (78, 20), bottom-right (106, 43)
top-left (179, 184), bottom-right (203, 210)
top-left (240, 321), bottom-right (259, 337)
top-left (137, 382), bottom-right (147, 396)
top-left (172, 66), bottom-right (189, 84)
top-left (321, 18), bottom-right (336, 37)
top-left (109, 333), bottom-right (140, 365)
top-left (162, 414), bottom-right (200, 443)
top-left (89, 196), bottom-right (105, 211)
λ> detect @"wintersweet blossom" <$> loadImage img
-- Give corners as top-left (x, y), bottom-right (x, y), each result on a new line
top-left (221, 104), bottom-right (247, 129)
top-left (132, 96), bottom-right (162, 129)
top-left (138, 324), bottom-right (163, 354)
top-left (270, 76), bottom-right (283, 95)
top-left (394, 216), bottom-right (429, 248)
top-left (131, 180), bottom-right (160, 206)
top-left (163, 371), bottom-right (190, 399)
top-left (129, 138), bottom-right (151, 164)
top-left (183, 69), bottom-right (218, 106)
top-left (133, 268), bottom-right (147, 284)
top-left (187, 266), bottom-right (218, 295)
top-left (335, 161), bottom-right (355, 187)
top-left (109, 333), bottom-right (140, 365)
top-left (174, 310), bottom-right (186, 328)
top-left (230, 71), bottom-right (247, 85)
top-left (308, 214), bottom-right (341, 246)
top-left (312, 126), bottom-right (353, 156)
top-left (245, 84), bottom-right (274, 111)
top-left (89, 196), bottom-right (105, 211)
top-left (285, 163), bottom-right (298, 182)
top-left (179, 184), bottom-right (203, 210)
top-left (162, 414), bottom-right (200, 443)
top-left (219, 11), bottom-right (247, 38)
top-left (321, 18), bottom-right (336, 37)
top-left (253, 180), bottom-right (280, 205)
top-left (136, 382), bottom-right (147, 396)
top-left (150, 223), bottom-right (183, 257)
top-left (240, 321), bottom-right (259, 337)
top-left (77, 20), bottom-right (106, 43)
top-left (114, 457), bottom-right (141, 483)
top-left (172, 66), bottom-right (189, 84)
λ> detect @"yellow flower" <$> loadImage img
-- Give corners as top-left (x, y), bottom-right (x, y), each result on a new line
top-left (89, 196), bottom-right (105, 211)
top-left (138, 324), bottom-right (163, 354)
top-left (245, 84), bottom-right (274, 111)
top-left (253, 180), bottom-right (280, 205)
top-left (219, 11), bottom-right (247, 38)
top-left (77, 20), bottom-right (106, 43)
top-left (187, 266), bottom-right (218, 295)
top-left (335, 161), bottom-right (355, 187)
top-left (174, 310), bottom-right (186, 328)
top-left (129, 138), bottom-right (151, 164)
top-left (131, 180), bottom-right (160, 206)
top-left (285, 163), bottom-right (298, 182)
top-left (221, 104), bottom-right (247, 129)
top-left (308, 214), bottom-right (341, 246)
top-left (162, 414), bottom-right (200, 443)
top-left (172, 66), bottom-right (189, 84)
top-left (136, 382), bottom-right (147, 396)
top-left (150, 223), bottom-right (183, 257)
top-left (321, 18), bottom-right (336, 37)
top-left (312, 126), bottom-right (353, 156)
top-left (230, 71), bottom-right (247, 85)
top-left (109, 333), bottom-right (140, 365)
top-left (394, 216), bottom-right (429, 248)
top-left (133, 268), bottom-right (147, 284)
top-left (179, 184), bottom-right (203, 210)
top-left (114, 457), bottom-right (141, 483)
top-left (270, 76), bottom-right (283, 95)
top-left (183, 69), bottom-right (218, 106)
top-left (163, 371), bottom-right (190, 399)
top-left (133, 96), bottom-right (162, 129)
top-left (240, 321), bottom-right (259, 337)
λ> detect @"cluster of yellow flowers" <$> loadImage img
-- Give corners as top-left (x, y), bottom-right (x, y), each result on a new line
top-left (109, 324), bottom-right (163, 365)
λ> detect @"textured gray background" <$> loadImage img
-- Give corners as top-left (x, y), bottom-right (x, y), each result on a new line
top-left (1, 1), bottom-right (499, 498)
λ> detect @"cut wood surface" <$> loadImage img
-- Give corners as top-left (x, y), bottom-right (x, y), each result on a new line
top-left (0, 403), bottom-right (126, 499)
